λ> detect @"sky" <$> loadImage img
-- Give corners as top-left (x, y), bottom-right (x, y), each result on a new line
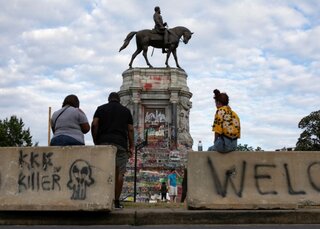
top-left (0, 0), bottom-right (319, 151)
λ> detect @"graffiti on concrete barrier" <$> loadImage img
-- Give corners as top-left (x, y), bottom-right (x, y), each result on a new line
top-left (208, 156), bottom-right (320, 197)
top-left (67, 159), bottom-right (94, 200)
top-left (207, 157), bottom-right (246, 197)
top-left (283, 163), bottom-right (306, 195)
top-left (18, 150), bottom-right (62, 193)
top-left (307, 162), bottom-right (320, 192)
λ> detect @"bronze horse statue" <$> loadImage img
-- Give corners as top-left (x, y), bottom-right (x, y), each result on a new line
top-left (119, 26), bottom-right (193, 69)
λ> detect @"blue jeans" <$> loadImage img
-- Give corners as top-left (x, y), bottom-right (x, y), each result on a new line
top-left (208, 135), bottom-right (237, 153)
top-left (50, 135), bottom-right (84, 146)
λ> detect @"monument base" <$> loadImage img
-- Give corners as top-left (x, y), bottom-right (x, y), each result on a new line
top-left (122, 147), bottom-right (188, 202)
top-left (119, 68), bottom-right (193, 202)
top-left (119, 67), bottom-right (193, 150)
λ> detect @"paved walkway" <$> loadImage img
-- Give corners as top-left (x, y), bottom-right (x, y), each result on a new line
top-left (1, 208), bottom-right (320, 225)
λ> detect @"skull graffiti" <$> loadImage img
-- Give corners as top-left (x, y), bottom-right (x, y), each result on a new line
top-left (67, 159), bottom-right (94, 200)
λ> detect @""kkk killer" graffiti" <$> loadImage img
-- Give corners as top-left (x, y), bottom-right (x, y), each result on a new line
top-left (18, 150), bottom-right (61, 193)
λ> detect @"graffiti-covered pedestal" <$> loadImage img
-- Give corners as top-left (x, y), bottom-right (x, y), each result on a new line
top-left (119, 68), bottom-right (193, 202)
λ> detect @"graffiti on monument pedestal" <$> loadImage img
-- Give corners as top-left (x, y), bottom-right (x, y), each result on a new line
top-left (67, 159), bottom-right (94, 200)
top-left (121, 105), bottom-right (189, 202)
top-left (145, 108), bottom-right (166, 124)
top-left (18, 150), bottom-right (61, 193)
top-left (123, 147), bottom-right (187, 202)
top-left (144, 108), bottom-right (169, 148)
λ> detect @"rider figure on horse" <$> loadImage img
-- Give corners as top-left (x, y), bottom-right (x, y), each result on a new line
top-left (153, 6), bottom-right (169, 53)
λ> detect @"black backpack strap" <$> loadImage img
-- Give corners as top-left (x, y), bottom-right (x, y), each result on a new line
top-left (52, 106), bottom-right (70, 133)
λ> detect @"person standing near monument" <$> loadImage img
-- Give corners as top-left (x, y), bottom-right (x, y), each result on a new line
top-left (208, 89), bottom-right (241, 153)
top-left (168, 168), bottom-right (180, 203)
top-left (160, 180), bottom-right (168, 202)
top-left (91, 92), bottom-right (134, 209)
top-left (153, 6), bottom-right (169, 53)
top-left (50, 94), bottom-right (90, 146)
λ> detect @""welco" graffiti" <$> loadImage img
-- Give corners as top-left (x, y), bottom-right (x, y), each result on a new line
top-left (208, 157), bottom-right (320, 197)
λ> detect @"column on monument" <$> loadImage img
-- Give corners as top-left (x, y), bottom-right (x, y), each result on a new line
top-left (170, 91), bottom-right (179, 149)
top-left (131, 89), bottom-right (141, 142)
top-left (171, 103), bottom-right (177, 148)
top-left (177, 93), bottom-right (193, 150)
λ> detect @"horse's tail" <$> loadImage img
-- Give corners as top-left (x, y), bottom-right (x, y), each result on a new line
top-left (119, 31), bottom-right (137, 52)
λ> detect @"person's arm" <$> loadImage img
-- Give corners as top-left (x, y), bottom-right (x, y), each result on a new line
top-left (80, 123), bottom-right (90, 134)
top-left (128, 124), bottom-right (134, 157)
top-left (91, 117), bottom-right (99, 145)
top-left (175, 170), bottom-right (181, 177)
top-left (78, 108), bottom-right (90, 134)
top-left (51, 119), bottom-right (55, 133)
top-left (213, 109), bottom-right (223, 142)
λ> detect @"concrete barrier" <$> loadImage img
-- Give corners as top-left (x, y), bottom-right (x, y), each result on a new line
top-left (188, 151), bottom-right (320, 209)
top-left (0, 146), bottom-right (116, 211)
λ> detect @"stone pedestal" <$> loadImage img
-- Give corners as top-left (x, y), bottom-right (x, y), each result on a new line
top-left (119, 68), bottom-right (193, 150)
top-left (119, 68), bottom-right (193, 202)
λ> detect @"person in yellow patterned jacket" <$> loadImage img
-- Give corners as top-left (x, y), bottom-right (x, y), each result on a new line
top-left (208, 89), bottom-right (240, 153)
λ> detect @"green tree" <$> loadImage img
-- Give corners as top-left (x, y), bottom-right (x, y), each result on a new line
top-left (295, 110), bottom-right (320, 151)
top-left (236, 144), bottom-right (263, 151)
top-left (0, 115), bottom-right (33, 147)
top-left (236, 144), bottom-right (254, 151)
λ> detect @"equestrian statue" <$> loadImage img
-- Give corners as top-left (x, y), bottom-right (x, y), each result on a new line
top-left (119, 6), bottom-right (193, 69)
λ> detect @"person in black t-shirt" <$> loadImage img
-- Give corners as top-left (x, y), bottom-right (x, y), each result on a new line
top-left (91, 92), bottom-right (134, 209)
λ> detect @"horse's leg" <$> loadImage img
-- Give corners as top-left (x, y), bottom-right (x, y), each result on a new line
top-left (142, 47), bottom-right (153, 68)
top-left (172, 49), bottom-right (181, 69)
top-left (129, 48), bottom-right (142, 68)
top-left (165, 49), bottom-right (172, 68)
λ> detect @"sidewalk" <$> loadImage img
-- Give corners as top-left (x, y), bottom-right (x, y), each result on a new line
top-left (1, 206), bottom-right (320, 225)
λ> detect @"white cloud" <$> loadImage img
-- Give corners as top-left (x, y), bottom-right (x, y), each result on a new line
top-left (0, 0), bottom-right (319, 151)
